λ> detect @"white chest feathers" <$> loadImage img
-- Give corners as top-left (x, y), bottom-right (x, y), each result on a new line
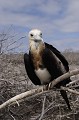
top-left (35, 68), bottom-right (51, 84)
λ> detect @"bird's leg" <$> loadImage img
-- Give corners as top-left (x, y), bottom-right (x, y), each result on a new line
top-left (43, 84), bottom-right (51, 91)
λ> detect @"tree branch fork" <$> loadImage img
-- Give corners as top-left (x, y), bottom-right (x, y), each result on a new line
top-left (0, 69), bottom-right (79, 110)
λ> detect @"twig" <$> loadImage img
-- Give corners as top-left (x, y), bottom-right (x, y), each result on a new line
top-left (0, 69), bottom-right (79, 110)
top-left (10, 114), bottom-right (16, 120)
top-left (66, 79), bottom-right (79, 87)
top-left (39, 96), bottom-right (46, 120)
top-left (61, 86), bottom-right (79, 95)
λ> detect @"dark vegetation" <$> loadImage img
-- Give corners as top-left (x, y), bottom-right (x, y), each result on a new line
top-left (0, 52), bottom-right (79, 120)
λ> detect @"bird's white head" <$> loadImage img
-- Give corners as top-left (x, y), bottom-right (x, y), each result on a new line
top-left (28, 29), bottom-right (44, 51)
top-left (29, 29), bottom-right (43, 42)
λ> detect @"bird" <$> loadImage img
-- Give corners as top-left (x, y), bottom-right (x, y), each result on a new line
top-left (24, 29), bottom-right (71, 109)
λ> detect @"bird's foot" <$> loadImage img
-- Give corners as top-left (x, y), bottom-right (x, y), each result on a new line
top-left (43, 85), bottom-right (48, 91)
top-left (48, 82), bottom-right (52, 90)
top-left (43, 83), bottom-right (52, 91)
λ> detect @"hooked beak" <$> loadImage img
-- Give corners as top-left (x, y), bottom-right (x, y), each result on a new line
top-left (33, 36), bottom-right (43, 49)
top-left (34, 35), bottom-right (43, 42)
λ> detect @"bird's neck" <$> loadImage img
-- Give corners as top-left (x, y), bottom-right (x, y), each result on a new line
top-left (29, 41), bottom-right (45, 54)
top-left (29, 41), bottom-right (45, 70)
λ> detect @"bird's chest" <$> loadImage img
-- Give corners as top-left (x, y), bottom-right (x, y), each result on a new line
top-left (35, 68), bottom-right (51, 84)
top-left (31, 52), bottom-right (51, 84)
top-left (31, 49), bottom-right (44, 70)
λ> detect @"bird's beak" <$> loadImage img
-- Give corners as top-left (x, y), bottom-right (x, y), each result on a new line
top-left (33, 36), bottom-right (43, 49)
top-left (34, 35), bottom-right (43, 42)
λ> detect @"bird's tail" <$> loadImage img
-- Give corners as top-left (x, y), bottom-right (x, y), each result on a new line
top-left (60, 90), bottom-right (71, 110)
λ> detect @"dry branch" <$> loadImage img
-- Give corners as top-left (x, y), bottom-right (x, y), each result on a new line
top-left (61, 86), bottom-right (79, 95)
top-left (0, 86), bottom-right (44, 110)
top-left (0, 69), bottom-right (79, 110)
top-left (39, 96), bottom-right (46, 120)
top-left (48, 69), bottom-right (79, 88)
top-left (66, 79), bottom-right (79, 88)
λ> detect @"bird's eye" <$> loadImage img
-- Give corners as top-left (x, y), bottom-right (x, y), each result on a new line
top-left (40, 33), bottom-right (42, 37)
top-left (30, 34), bottom-right (33, 37)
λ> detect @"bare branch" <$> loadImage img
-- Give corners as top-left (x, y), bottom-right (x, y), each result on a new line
top-left (48, 69), bottom-right (79, 88)
top-left (0, 69), bottom-right (79, 110)
top-left (66, 79), bottom-right (79, 87)
top-left (0, 26), bottom-right (26, 53)
top-left (39, 96), bottom-right (46, 120)
top-left (0, 86), bottom-right (44, 110)
top-left (61, 86), bottom-right (79, 95)
top-left (5, 43), bottom-right (23, 52)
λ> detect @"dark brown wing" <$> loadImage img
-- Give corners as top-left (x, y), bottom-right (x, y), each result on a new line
top-left (42, 47), bottom-right (71, 109)
top-left (24, 53), bottom-right (41, 85)
top-left (45, 42), bottom-right (69, 71)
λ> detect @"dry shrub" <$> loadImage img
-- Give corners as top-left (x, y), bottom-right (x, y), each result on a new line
top-left (0, 53), bottom-right (79, 120)
top-left (63, 49), bottom-right (79, 65)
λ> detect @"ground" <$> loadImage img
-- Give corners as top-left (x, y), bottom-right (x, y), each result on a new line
top-left (0, 52), bottom-right (79, 120)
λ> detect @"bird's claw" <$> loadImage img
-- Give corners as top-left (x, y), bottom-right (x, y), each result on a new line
top-left (48, 82), bottom-right (52, 90)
